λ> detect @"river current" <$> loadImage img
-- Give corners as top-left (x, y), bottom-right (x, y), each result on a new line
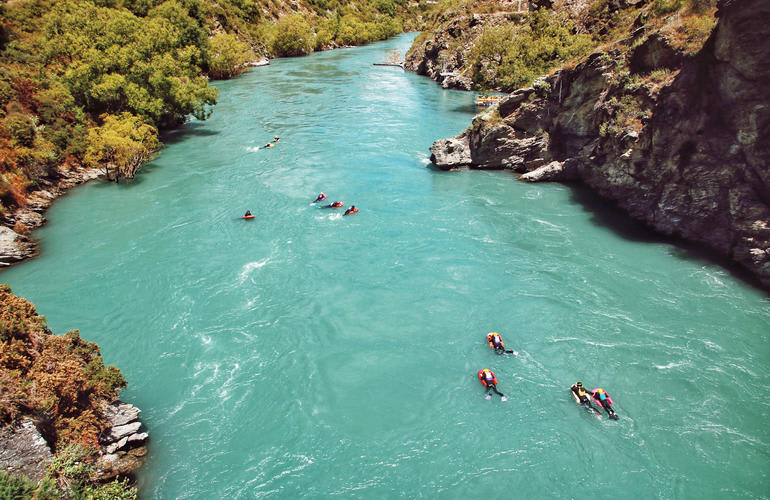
top-left (2, 34), bottom-right (769, 498)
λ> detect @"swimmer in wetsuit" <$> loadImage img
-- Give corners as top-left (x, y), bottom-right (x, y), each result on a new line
top-left (478, 369), bottom-right (506, 400)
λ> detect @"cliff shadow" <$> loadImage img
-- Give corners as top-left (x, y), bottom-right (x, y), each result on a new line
top-left (160, 122), bottom-right (220, 147)
top-left (566, 183), bottom-right (766, 292)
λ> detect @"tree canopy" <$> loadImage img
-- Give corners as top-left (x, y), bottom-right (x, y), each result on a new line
top-left (84, 113), bottom-right (161, 181)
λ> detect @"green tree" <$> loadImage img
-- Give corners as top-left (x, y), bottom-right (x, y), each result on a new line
top-left (84, 113), bottom-right (160, 182)
top-left (270, 15), bottom-right (314, 57)
top-left (469, 9), bottom-right (593, 91)
top-left (208, 33), bottom-right (253, 79)
top-left (44, 1), bottom-right (217, 127)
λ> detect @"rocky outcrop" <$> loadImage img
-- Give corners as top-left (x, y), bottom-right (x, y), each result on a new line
top-left (0, 401), bottom-right (148, 483)
top-left (0, 163), bottom-right (102, 268)
top-left (405, 11), bottom-right (525, 90)
top-left (97, 401), bottom-right (149, 479)
top-left (0, 420), bottom-right (53, 481)
top-left (430, 0), bottom-right (770, 288)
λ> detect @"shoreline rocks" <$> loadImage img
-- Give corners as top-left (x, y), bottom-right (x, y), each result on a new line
top-left (428, 0), bottom-right (770, 288)
top-left (0, 401), bottom-right (148, 484)
top-left (0, 163), bottom-right (103, 269)
top-left (97, 401), bottom-right (149, 479)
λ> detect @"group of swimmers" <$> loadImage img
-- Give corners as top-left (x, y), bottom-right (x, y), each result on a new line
top-left (570, 382), bottom-right (618, 419)
top-left (477, 332), bottom-right (515, 401)
top-left (242, 190), bottom-right (359, 219)
top-left (478, 331), bottom-right (619, 419)
top-left (313, 192), bottom-right (358, 215)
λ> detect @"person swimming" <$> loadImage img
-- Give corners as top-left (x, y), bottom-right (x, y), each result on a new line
top-left (344, 205), bottom-right (358, 215)
top-left (264, 142), bottom-right (274, 149)
top-left (486, 332), bottom-right (517, 355)
top-left (477, 369), bottom-right (506, 401)
top-left (273, 136), bottom-right (280, 142)
top-left (314, 192), bottom-right (327, 202)
top-left (570, 382), bottom-right (590, 404)
top-left (590, 387), bottom-right (618, 419)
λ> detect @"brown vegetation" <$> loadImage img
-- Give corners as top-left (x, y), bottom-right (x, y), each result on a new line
top-left (0, 284), bottom-right (125, 451)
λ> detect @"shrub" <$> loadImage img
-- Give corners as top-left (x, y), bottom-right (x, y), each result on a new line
top-left (652, 0), bottom-right (684, 16)
top-left (469, 9), bottom-right (593, 91)
top-left (5, 113), bottom-right (36, 148)
top-left (208, 33), bottom-right (254, 80)
top-left (675, 14), bottom-right (718, 54)
top-left (0, 471), bottom-right (35, 500)
top-left (270, 15), bottom-right (315, 56)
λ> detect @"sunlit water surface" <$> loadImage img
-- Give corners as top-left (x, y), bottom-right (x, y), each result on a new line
top-left (3, 34), bottom-right (769, 499)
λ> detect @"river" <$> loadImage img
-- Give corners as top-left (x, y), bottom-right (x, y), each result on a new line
top-left (2, 34), bottom-right (769, 498)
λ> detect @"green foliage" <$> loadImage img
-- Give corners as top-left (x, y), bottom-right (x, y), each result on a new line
top-left (652, 0), bottom-right (684, 16)
top-left (373, 0), bottom-right (397, 17)
top-left (469, 9), bottom-right (594, 91)
top-left (0, 471), bottom-right (35, 500)
top-left (45, 1), bottom-right (217, 127)
top-left (46, 443), bottom-right (97, 487)
top-left (5, 114), bottom-right (37, 148)
top-left (84, 112), bottom-right (161, 181)
top-left (208, 33), bottom-right (254, 79)
top-left (0, 446), bottom-right (136, 499)
top-left (600, 94), bottom-right (647, 137)
top-left (676, 14), bottom-right (717, 54)
top-left (77, 478), bottom-right (137, 500)
top-left (270, 15), bottom-right (315, 57)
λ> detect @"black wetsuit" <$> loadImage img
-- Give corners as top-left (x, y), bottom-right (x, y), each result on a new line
top-left (571, 385), bottom-right (590, 404)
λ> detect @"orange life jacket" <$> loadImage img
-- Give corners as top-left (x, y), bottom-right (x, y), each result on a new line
top-left (478, 369), bottom-right (497, 386)
top-left (487, 332), bottom-right (503, 348)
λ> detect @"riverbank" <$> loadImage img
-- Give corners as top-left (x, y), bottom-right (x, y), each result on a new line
top-left (425, 0), bottom-right (770, 290)
top-left (2, 34), bottom-right (768, 497)
top-left (0, 284), bottom-right (147, 497)
top-left (0, 163), bottom-right (104, 268)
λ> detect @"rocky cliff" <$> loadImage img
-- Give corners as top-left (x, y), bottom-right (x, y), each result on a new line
top-left (0, 285), bottom-right (147, 490)
top-left (404, 7), bottom-right (526, 90)
top-left (429, 0), bottom-right (770, 288)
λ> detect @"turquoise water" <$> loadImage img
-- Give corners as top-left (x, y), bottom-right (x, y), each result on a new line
top-left (3, 34), bottom-right (769, 498)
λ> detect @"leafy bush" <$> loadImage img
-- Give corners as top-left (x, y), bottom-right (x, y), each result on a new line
top-left (0, 471), bottom-right (35, 500)
top-left (469, 9), bottom-right (594, 91)
top-left (45, 1), bottom-right (217, 127)
top-left (5, 114), bottom-right (36, 148)
top-left (84, 112), bottom-right (161, 181)
top-left (208, 33), bottom-right (254, 79)
top-left (652, 0), bottom-right (684, 16)
top-left (270, 15), bottom-right (315, 56)
top-left (0, 285), bottom-right (127, 448)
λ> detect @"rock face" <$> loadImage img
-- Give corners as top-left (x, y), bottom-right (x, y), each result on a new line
top-left (405, 11), bottom-right (525, 90)
top-left (0, 420), bottom-right (53, 481)
top-left (0, 401), bottom-right (148, 483)
top-left (97, 401), bottom-right (149, 479)
top-left (430, 0), bottom-right (770, 288)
